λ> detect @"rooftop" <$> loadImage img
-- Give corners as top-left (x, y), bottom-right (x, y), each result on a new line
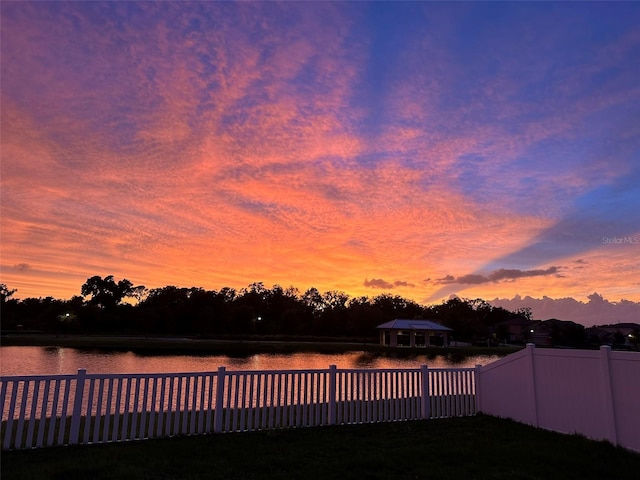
top-left (376, 319), bottom-right (452, 331)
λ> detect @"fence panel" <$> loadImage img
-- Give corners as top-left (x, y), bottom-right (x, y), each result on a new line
top-left (609, 351), bottom-right (640, 453)
top-left (477, 345), bottom-right (640, 453)
top-left (1, 365), bottom-right (477, 450)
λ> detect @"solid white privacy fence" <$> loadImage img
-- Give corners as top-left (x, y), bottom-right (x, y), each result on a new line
top-left (0, 366), bottom-right (477, 450)
top-left (476, 345), bottom-right (640, 453)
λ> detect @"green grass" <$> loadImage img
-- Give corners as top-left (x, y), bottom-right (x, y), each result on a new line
top-left (2, 395), bottom-right (471, 450)
top-left (2, 415), bottom-right (638, 480)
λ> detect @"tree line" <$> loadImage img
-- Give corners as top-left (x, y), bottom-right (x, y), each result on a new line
top-left (1, 276), bottom-right (535, 342)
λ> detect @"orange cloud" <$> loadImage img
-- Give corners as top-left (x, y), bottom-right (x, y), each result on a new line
top-left (1, 1), bottom-right (638, 308)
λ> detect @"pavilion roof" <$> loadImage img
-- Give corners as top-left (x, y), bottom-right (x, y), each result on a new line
top-left (376, 319), bottom-right (452, 332)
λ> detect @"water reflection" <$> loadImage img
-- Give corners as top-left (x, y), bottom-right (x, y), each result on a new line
top-left (353, 352), bottom-right (378, 368)
top-left (0, 346), bottom-right (501, 376)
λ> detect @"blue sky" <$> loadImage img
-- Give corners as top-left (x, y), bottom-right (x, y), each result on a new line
top-left (1, 1), bottom-right (639, 323)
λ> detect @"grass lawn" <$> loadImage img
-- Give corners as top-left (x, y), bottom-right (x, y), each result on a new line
top-left (2, 415), bottom-right (638, 480)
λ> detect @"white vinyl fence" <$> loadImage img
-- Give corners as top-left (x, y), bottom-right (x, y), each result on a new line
top-left (476, 345), bottom-right (640, 453)
top-left (1, 366), bottom-right (476, 450)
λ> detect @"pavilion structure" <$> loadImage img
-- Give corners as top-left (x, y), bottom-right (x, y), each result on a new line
top-left (376, 319), bottom-right (452, 348)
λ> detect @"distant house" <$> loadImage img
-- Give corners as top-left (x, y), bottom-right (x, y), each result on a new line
top-left (497, 317), bottom-right (533, 343)
top-left (597, 323), bottom-right (640, 347)
top-left (376, 319), bottom-right (452, 348)
top-left (497, 318), bottom-right (553, 346)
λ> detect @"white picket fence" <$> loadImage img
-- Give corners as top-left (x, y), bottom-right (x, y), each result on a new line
top-left (0, 365), bottom-right (477, 450)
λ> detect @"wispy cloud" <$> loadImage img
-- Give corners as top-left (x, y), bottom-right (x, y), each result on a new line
top-left (1, 2), bottom-right (638, 309)
top-left (433, 267), bottom-right (561, 285)
top-left (364, 278), bottom-right (415, 289)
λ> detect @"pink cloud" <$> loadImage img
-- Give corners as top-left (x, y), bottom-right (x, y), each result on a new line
top-left (364, 278), bottom-right (416, 289)
top-left (490, 293), bottom-right (640, 327)
top-left (1, 2), bottom-right (638, 308)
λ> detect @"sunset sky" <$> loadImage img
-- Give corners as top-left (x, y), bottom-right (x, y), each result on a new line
top-left (1, 2), bottom-right (639, 320)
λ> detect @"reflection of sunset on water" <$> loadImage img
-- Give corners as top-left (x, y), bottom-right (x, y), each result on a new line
top-left (0, 347), bottom-right (499, 376)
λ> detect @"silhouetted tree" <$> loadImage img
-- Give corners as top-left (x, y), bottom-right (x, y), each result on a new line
top-left (140, 286), bottom-right (195, 334)
top-left (130, 285), bottom-right (148, 304)
top-left (81, 275), bottom-right (136, 310)
top-left (515, 307), bottom-right (533, 321)
top-left (1, 284), bottom-right (17, 304)
top-left (2, 276), bottom-right (556, 342)
top-left (302, 287), bottom-right (324, 318)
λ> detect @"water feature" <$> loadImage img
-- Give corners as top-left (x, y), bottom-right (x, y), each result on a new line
top-left (0, 346), bottom-right (502, 376)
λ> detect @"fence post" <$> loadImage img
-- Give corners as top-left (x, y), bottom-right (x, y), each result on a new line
top-left (526, 343), bottom-right (538, 427)
top-left (69, 369), bottom-right (87, 445)
top-left (328, 365), bottom-right (337, 426)
top-left (474, 364), bottom-right (482, 414)
top-left (214, 366), bottom-right (226, 433)
top-left (599, 345), bottom-right (618, 445)
top-left (420, 365), bottom-right (430, 419)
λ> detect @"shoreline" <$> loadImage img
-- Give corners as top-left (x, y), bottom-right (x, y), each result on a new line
top-left (0, 333), bottom-right (523, 357)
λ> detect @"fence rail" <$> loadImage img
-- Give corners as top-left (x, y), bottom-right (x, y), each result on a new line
top-left (1, 365), bottom-right (477, 450)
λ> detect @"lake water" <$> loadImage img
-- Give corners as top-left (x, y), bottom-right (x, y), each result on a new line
top-left (0, 346), bottom-right (502, 376)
